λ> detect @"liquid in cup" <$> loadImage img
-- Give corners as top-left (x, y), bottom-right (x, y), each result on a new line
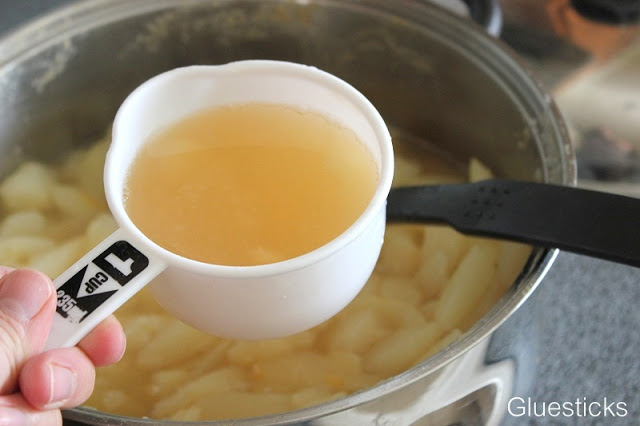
top-left (45, 60), bottom-right (394, 350)
top-left (124, 103), bottom-right (379, 266)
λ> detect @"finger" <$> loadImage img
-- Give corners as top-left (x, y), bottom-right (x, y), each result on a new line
top-left (0, 268), bottom-right (14, 279)
top-left (0, 393), bottom-right (61, 426)
top-left (77, 315), bottom-right (126, 367)
top-left (18, 347), bottom-right (95, 410)
top-left (0, 269), bottom-right (55, 394)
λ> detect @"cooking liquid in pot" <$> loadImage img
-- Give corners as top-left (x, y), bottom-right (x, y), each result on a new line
top-left (124, 103), bottom-right (379, 266)
top-left (0, 130), bottom-right (531, 421)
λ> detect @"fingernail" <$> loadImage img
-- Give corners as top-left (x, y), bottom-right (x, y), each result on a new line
top-left (46, 363), bottom-right (76, 409)
top-left (0, 270), bottom-right (52, 322)
top-left (0, 406), bottom-right (28, 426)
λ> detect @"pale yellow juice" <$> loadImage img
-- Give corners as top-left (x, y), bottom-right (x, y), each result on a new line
top-left (124, 103), bottom-right (379, 266)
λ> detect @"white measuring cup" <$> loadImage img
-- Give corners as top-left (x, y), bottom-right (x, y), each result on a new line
top-left (45, 60), bottom-right (394, 349)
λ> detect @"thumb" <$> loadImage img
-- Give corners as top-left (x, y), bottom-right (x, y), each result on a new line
top-left (0, 269), bottom-right (55, 395)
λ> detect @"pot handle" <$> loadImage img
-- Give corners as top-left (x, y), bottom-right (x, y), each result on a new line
top-left (421, 337), bottom-right (515, 425)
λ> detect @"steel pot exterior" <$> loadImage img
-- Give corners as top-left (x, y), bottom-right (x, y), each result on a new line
top-left (0, 0), bottom-right (576, 424)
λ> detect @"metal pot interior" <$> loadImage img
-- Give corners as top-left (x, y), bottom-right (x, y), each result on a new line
top-left (0, 0), bottom-right (575, 424)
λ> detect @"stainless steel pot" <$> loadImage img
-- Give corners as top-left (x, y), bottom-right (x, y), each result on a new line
top-left (0, 0), bottom-right (575, 424)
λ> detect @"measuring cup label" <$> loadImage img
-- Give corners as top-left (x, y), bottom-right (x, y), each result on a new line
top-left (55, 240), bottom-right (149, 324)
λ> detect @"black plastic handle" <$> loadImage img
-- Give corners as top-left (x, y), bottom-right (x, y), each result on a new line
top-left (570, 0), bottom-right (640, 24)
top-left (386, 179), bottom-right (640, 267)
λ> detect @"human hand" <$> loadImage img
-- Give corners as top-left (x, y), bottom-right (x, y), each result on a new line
top-left (0, 267), bottom-right (126, 425)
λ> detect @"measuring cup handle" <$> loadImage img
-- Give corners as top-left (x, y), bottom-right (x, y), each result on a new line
top-left (44, 229), bottom-right (166, 350)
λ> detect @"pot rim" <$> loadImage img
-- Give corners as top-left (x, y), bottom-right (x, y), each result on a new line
top-left (0, 0), bottom-right (576, 424)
